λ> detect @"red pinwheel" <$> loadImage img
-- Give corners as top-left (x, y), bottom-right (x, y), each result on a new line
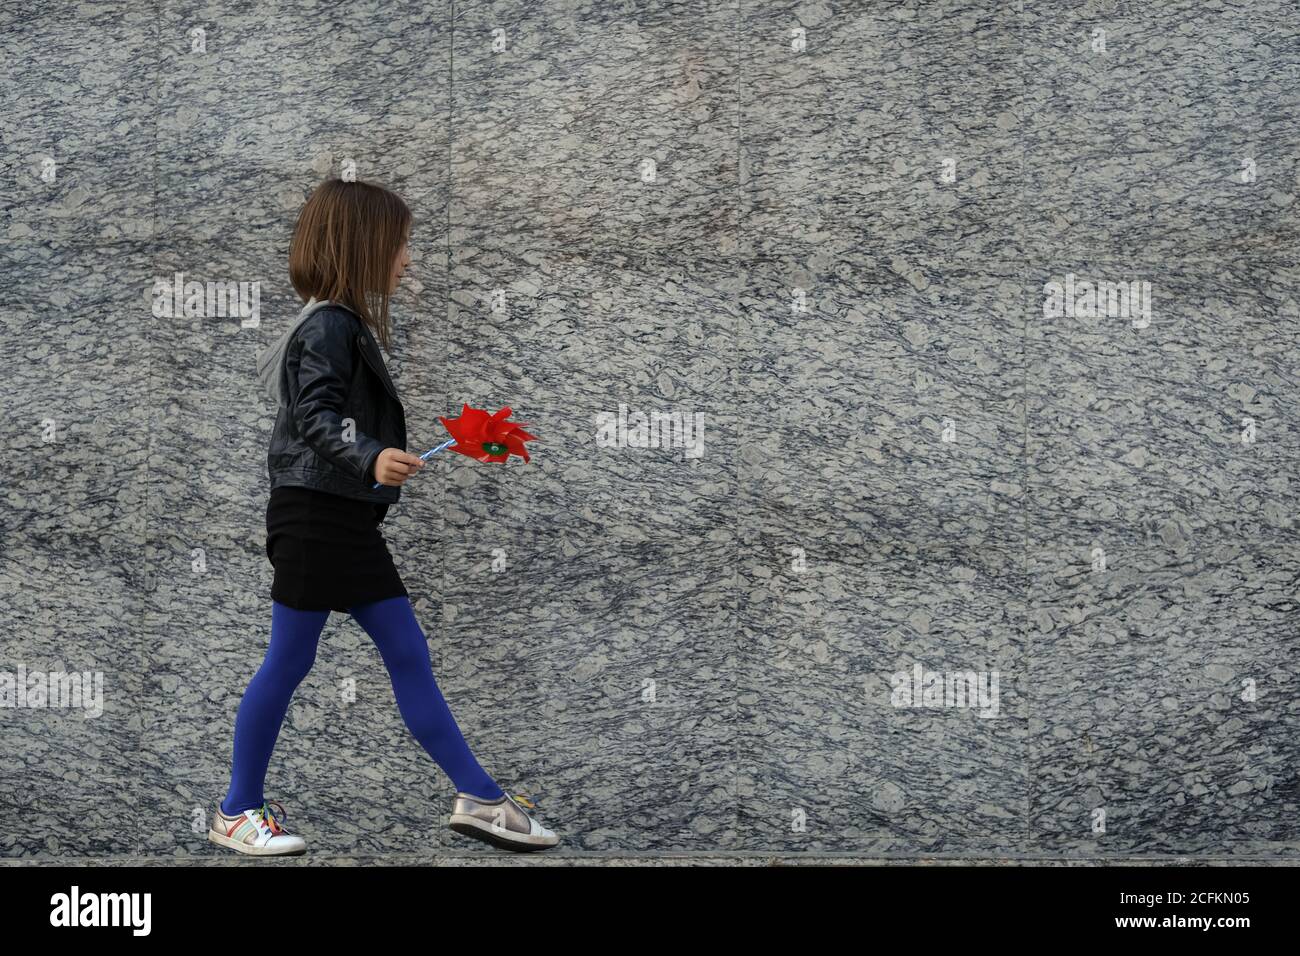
top-left (438, 403), bottom-right (537, 463)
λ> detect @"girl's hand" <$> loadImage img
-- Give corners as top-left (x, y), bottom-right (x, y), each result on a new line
top-left (372, 448), bottom-right (426, 486)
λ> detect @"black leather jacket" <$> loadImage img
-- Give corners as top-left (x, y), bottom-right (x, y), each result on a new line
top-left (267, 304), bottom-right (407, 521)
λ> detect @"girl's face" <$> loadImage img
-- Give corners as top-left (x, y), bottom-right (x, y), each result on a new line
top-left (389, 240), bottom-right (411, 293)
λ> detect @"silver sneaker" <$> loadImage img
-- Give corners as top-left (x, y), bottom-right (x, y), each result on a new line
top-left (448, 790), bottom-right (560, 852)
top-left (208, 799), bottom-right (307, 856)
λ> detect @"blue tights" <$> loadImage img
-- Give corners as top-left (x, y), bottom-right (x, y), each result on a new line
top-left (221, 596), bottom-right (504, 815)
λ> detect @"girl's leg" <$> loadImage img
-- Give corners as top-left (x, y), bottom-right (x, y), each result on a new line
top-left (346, 594), bottom-right (504, 800)
top-left (220, 600), bottom-right (331, 815)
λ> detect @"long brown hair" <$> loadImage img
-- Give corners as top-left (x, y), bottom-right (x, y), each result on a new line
top-left (288, 177), bottom-right (411, 353)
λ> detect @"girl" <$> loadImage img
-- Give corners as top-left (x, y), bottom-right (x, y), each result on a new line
top-left (208, 177), bottom-right (559, 855)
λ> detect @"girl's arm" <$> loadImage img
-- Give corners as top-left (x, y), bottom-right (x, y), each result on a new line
top-left (287, 309), bottom-right (386, 483)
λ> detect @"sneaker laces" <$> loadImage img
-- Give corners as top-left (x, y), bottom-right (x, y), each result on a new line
top-left (509, 793), bottom-right (538, 816)
top-left (253, 800), bottom-right (288, 836)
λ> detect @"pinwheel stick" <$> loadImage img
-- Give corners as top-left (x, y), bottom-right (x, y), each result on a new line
top-left (371, 438), bottom-right (458, 489)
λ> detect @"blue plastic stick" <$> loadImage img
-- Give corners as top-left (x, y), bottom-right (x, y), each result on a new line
top-left (372, 438), bottom-right (458, 489)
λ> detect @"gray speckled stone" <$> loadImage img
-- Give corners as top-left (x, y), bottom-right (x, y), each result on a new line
top-left (1, 0), bottom-right (1296, 861)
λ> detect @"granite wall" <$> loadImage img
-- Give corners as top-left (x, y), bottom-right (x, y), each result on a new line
top-left (2, 0), bottom-right (1296, 860)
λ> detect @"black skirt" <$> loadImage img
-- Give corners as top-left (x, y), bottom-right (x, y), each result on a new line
top-left (265, 485), bottom-right (408, 612)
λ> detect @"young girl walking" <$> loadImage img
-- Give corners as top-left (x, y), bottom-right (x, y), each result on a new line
top-left (208, 177), bottom-right (559, 855)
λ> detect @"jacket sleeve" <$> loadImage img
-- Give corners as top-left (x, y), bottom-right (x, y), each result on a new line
top-left (287, 309), bottom-right (387, 482)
